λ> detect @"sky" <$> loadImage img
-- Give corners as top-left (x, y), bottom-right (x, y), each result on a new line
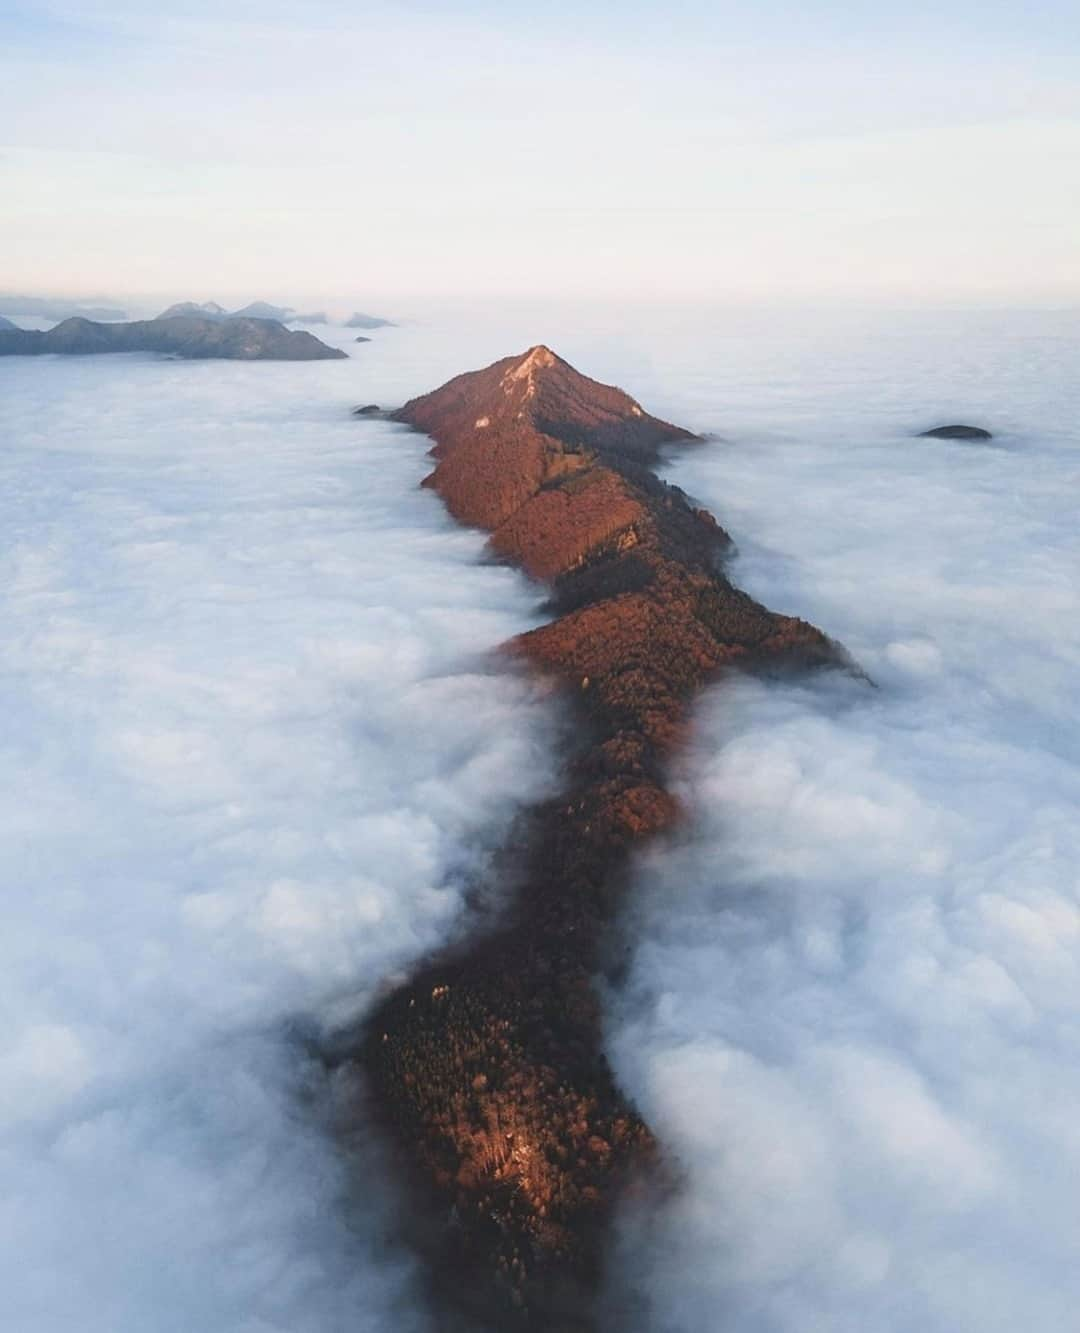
top-left (3, 0), bottom-right (1079, 309)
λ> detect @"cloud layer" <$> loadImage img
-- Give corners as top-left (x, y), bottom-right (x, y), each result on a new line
top-left (5, 309), bottom-right (1079, 1332)
top-left (607, 313), bottom-right (1080, 1332)
top-left (0, 348), bottom-right (557, 1331)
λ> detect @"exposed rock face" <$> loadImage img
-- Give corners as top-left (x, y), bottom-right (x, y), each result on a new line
top-left (354, 347), bottom-right (842, 1329)
top-left (0, 315), bottom-right (346, 361)
top-left (345, 310), bottom-right (396, 329)
top-left (919, 423), bottom-right (993, 440)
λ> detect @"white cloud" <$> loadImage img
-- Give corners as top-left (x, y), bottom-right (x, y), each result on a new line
top-left (0, 343), bottom-right (557, 1330)
top-left (5, 306), bottom-right (1080, 1332)
top-left (607, 309), bottom-right (1080, 1333)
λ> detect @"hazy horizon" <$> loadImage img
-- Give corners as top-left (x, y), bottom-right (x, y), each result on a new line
top-left (5, 0), bottom-right (1079, 308)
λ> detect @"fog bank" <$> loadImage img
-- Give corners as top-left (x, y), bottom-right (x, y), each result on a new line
top-left (0, 351), bottom-right (557, 1331)
top-left (608, 342), bottom-right (1080, 1332)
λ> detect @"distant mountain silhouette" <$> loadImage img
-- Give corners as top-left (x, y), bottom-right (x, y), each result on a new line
top-left (155, 300), bottom-right (341, 326)
top-left (345, 311), bottom-right (396, 329)
top-left (0, 315), bottom-right (346, 360)
top-left (231, 301), bottom-right (296, 322)
top-left (0, 294), bottom-right (127, 322)
top-left (156, 301), bottom-right (230, 321)
top-left (152, 301), bottom-right (393, 329)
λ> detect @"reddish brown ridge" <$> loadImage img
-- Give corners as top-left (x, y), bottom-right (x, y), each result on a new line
top-left (351, 347), bottom-right (842, 1329)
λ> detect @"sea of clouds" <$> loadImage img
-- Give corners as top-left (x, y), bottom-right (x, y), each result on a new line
top-left (605, 308), bottom-right (1080, 1333)
top-left (5, 308), bottom-right (1080, 1333)
top-left (0, 340), bottom-right (559, 1332)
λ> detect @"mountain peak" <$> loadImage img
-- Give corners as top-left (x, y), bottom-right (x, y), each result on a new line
top-left (502, 344), bottom-right (561, 399)
top-left (392, 345), bottom-right (696, 530)
top-left (511, 343), bottom-right (558, 372)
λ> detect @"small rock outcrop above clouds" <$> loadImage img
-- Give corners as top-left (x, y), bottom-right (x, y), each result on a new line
top-left (919, 423), bottom-right (994, 440)
top-left (348, 346), bottom-right (845, 1330)
top-left (345, 310), bottom-right (396, 329)
top-left (0, 315), bottom-right (346, 361)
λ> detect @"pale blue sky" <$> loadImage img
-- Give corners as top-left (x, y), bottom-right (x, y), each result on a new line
top-left (3, 0), bottom-right (1079, 308)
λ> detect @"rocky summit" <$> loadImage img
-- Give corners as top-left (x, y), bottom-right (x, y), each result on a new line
top-left (0, 315), bottom-right (346, 360)
top-left (349, 347), bottom-right (844, 1330)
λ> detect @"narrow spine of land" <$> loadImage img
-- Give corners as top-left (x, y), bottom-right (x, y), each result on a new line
top-left (353, 346), bottom-right (842, 1330)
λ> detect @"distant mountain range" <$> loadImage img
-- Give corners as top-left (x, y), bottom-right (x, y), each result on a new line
top-left (155, 300), bottom-right (298, 323)
top-left (157, 302), bottom-right (392, 327)
top-left (0, 295), bottom-right (395, 329)
top-left (0, 294), bottom-right (128, 322)
top-left (157, 301), bottom-right (231, 321)
top-left (345, 311), bottom-right (396, 329)
top-left (0, 315), bottom-right (346, 361)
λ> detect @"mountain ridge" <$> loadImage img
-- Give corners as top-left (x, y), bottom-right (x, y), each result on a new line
top-left (348, 347), bottom-right (846, 1330)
